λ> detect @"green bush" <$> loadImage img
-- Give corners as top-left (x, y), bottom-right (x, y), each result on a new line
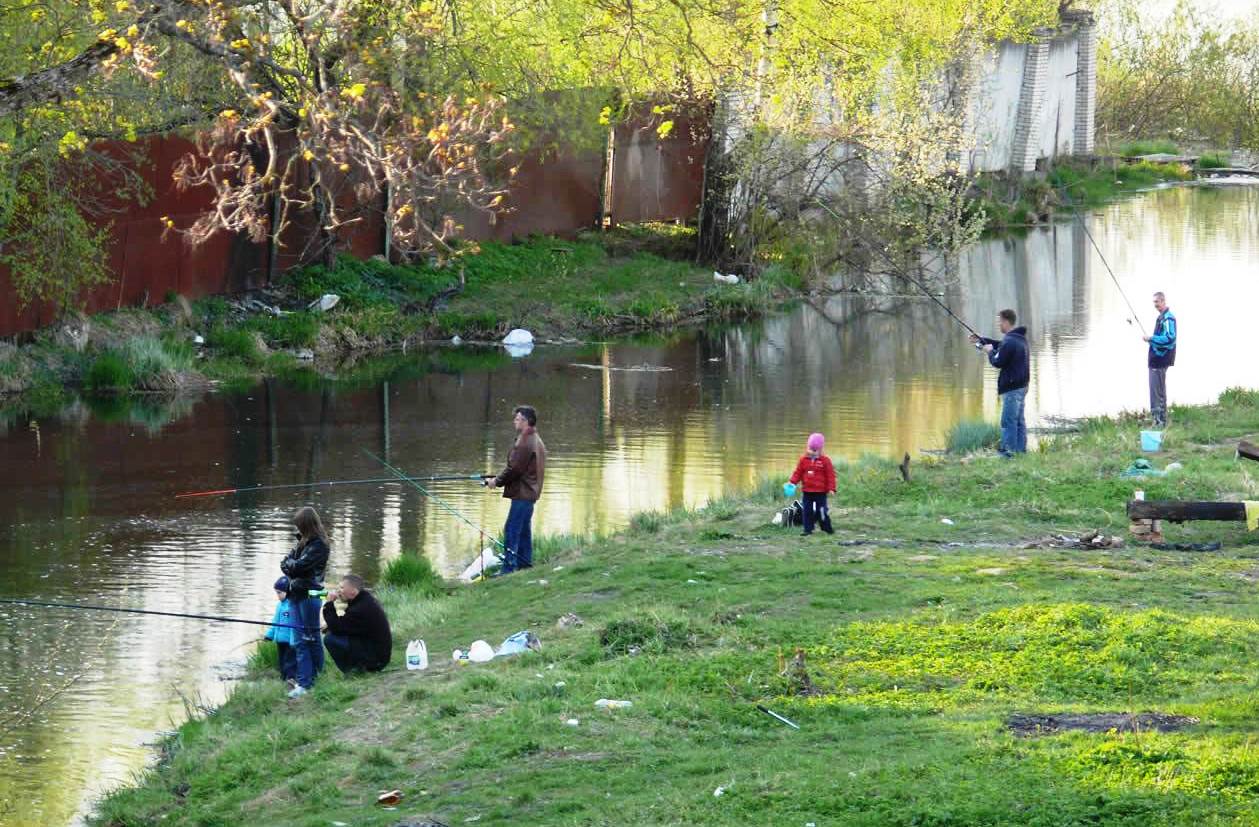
top-left (599, 610), bottom-right (695, 656)
top-left (248, 312), bottom-right (321, 348)
top-left (1115, 139), bottom-right (1180, 157)
top-left (1197, 152), bottom-right (1231, 169)
top-left (946, 420), bottom-right (1001, 455)
top-left (84, 351), bottom-right (135, 392)
top-left (207, 327), bottom-right (262, 365)
top-left (381, 553), bottom-right (444, 595)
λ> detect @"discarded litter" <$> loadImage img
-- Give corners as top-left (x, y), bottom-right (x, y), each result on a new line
top-left (1120, 458), bottom-right (1165, 477)
top-left (467, 640), bottom-right (495, 662)
top-left (557, 612), bottom-right (583, 629)
top-left (713, 786), bottom-right (726, 797)
top-left (502, 328), bottom-right (535, 357)
top-left (451, 335), bottom-right (463, 345)
top-left (376, 790), bottom-right (404, 806)
top-left (458, 548), bottom-right (502, 582)
top-left (405, 640), bottom-right (429, 671)
top-left (713, 271), bottom-right (741, 285)
top-left (496, 630), bottom-right (541, 657)
top-left (1140, 430), bottom-right (1164, 452)
top-left (756, 704), bottom-right (800, 729)
top-left (594, 699), bottom-right (632, 710)
top-left (310, 293), bottom-right (341, 313)
top-left (940, 518), bottom-right (955, 526)
top-left (565, 718), bottom-right (580, 726)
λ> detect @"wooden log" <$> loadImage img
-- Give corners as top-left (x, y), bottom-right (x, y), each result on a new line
top-left (1127, 500), bottom-right (1245, 523)
top-left (1237, 440), bottom-right (1259, 464)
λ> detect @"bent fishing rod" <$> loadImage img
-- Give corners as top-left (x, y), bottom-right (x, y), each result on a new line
top-left (176, 473), bottom-right (488, 499)
top-left (363, 450), bottom-right (507, 551)
top-left (812, 199), bottom-right (981, 339)
top-left (1054, 179), bottom-right (1148, 336)
top-left (0, 597), bottom-right (306, 630)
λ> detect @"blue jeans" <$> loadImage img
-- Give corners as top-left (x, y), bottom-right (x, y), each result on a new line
top-left (294, 597), bottom-right (325, 688)
top-left (1000, 387), bottom-right (1028, 455)
top-left (502, 499), bottom-right (535, 573)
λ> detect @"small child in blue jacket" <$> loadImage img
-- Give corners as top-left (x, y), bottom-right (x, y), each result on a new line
top-left (266, 576), bottom-right (299, 684)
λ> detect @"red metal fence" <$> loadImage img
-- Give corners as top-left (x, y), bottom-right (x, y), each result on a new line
top-left (0, 120), bottom-right (707, 337)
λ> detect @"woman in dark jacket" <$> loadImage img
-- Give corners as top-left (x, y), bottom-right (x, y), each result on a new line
top-left (280, 506), bottom-right (329, 697)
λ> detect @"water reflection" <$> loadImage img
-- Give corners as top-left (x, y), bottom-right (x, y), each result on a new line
top-left (0, 184), bottom-right (1256, 826)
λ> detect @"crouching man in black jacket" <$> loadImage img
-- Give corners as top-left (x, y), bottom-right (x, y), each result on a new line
top-left (322, 574), bottom-right (393, 673)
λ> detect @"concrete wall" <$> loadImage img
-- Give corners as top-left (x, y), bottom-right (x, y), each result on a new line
top-left (965, 11), bottom-right (1097, 174)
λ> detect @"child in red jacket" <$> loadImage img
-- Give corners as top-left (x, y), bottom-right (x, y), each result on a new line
top-left (789, 433), bottom-right (836, 536)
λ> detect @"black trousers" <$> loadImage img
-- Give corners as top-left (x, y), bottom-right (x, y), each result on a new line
top-left (802, 492), bottom-right (833, 534)
top-left (323, 634), bottom-right (387, 674)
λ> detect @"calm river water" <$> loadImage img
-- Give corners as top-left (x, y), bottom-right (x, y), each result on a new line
top-left (1, 184), bottom-right (1256, 825)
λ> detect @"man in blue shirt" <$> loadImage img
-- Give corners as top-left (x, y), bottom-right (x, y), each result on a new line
top-left (1143, 292), bottom-right (1177, 428)
top-left (970, 309), bottom-right (1030, 458)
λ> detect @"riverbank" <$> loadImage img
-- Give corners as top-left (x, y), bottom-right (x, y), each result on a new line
top-left (972, 158), bottom-right (1199, 232)
top-left (0, 225), bottom-right (803, 415)
top-left (92, 390), bottom-right (1259, 826)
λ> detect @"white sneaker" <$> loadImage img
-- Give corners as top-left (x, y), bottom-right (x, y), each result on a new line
top-left (287, 686), bottom-right (308, 699)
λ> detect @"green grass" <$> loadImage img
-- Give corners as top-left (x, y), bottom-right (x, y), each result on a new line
top-left (92, 389), bottom-right (1259, 827)
top-left (1115, 139), bottom-right (1181, 157)
top-left (1197, 152), bottom-right (1231, 170)
top-left (946, 419), bottom-right (1002, 454)
top-left (380, 553), bottom-right (445, 596)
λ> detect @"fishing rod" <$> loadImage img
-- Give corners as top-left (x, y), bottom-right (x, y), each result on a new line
top-left (363, 450), bottom-right (507, 551)
top-left (0, 597), bottom-right (308, 630)
top-left (1055, 179), bottom-right (1148, 337)
top-left (176, 474), bottom-right (487, 499)
top-left (812, 198), bottom-right (982, 338)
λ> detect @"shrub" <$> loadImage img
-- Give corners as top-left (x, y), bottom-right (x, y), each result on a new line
top-left (248, 312), bottom-right (321, 348)
top-left (599, 610), bottom-right (695, 656)
top-left (946, 420), bottom-right (1001, 455)
top-left (207, 327), bottom-right (263, 365)
top-left (1197, 152), bottom-right (1231, 169)
top-left (381, 553), bottom-right (444, 596)
top-left (1115, 139), bottom-right (1179, 157)
top-left (122, 336), bottom-right (189, 391)
top-left (84, 351), bottom-right (135, 392)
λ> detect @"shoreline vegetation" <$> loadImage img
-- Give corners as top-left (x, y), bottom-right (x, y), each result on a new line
top-left (0, 148), bottom-right (1239, 420)
top-left (91, 389), bottom-right (1259, 826)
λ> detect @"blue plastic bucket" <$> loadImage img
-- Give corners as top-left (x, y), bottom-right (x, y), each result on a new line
top-left (1140, 430), bottom-right (1164, 452)
top-left (783, 482), bottom-right (797, 498)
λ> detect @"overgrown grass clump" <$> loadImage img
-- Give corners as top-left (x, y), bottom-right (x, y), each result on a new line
top-left (381, 553), bottom-right (445, 596)
top-left (1114, 139), bottom-right (1180, 157)
top-left (946, 419), bottom-right (1001, 454)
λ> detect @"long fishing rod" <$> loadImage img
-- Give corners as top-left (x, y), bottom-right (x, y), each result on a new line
top-left (363, 450), bottom-right (507, 551)
top-left (176, 474), bottom-right (487, 499)
top-left (0, 597), bottom-right (307, 630)
top-left (1055, 179), bottom-right (1148, 337)
top-left (813, 199), bottom-right (981, 338)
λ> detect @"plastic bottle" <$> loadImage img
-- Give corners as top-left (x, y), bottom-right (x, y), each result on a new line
top-left (594, 699), bottom-right (633, 710)
top-left (406, 640), bottom-right (428, 671)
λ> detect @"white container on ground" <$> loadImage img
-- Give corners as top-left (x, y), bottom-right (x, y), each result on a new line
top-left (406, 639), bottom-right (429, 671)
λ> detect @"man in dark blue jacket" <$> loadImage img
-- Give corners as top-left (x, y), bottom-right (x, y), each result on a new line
top-left (970, 309), bottom-right (1030, 457)
top-left (1143, 291), bottom-right (1176, 428)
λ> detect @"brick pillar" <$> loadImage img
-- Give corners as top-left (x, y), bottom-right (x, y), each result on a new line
top-left (1009, 33), bottom-right (1051, 174)
top-left (1074, 17), bottom-right (1098, 155)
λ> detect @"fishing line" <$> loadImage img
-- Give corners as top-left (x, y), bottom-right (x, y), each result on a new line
top-left (813, 198), bottom-right (981, 338)
top-left (176, 474), bottom-right (485, 499)
top-left (1055, 179), bottom-right (1148, 336)
top-left (363, 451), bottom-right (506, 551)
top-left (0, 597), bottom-right (306, 630)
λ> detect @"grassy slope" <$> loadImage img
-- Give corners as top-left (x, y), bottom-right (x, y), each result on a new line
top-left (0, 229), bottom-right (801, 412)
top-left (92, 391), bottom-right (1259, 827)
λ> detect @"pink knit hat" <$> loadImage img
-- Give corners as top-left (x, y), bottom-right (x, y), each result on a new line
top-left (807, 433), bottom-right (825, 452)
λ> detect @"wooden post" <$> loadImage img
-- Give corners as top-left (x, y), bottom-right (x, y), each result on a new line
top-left (1126, 500), bottom-right (1246, 523)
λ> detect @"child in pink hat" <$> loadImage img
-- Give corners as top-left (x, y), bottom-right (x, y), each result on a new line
top-left (788, 432), bottom-right (836, 536)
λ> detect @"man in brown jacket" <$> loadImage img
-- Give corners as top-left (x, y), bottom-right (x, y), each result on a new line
top-left (486, 405), bottom-right (546, 573)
